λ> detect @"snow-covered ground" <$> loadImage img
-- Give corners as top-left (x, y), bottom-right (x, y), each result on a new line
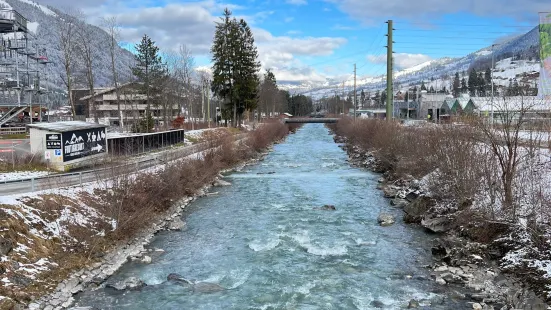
top-left (0, 171), bottom-right (49, 182)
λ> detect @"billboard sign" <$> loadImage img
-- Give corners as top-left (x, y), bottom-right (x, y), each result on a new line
top-left (539, 12), bottom-right (551, 99)
top-left (45, 133), bottom-right (62, 149)
top-left (62, 127), bottom-right (106, 162)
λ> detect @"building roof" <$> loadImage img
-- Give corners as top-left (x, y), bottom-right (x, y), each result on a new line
top-left (471, 96), bottom-right (550, 112)
top-left (79, 82), bottom-right (137, 101)
top-left (27, 121), bottom-right (107, 133)
top-left (282, 112), bottom-right (293, 117)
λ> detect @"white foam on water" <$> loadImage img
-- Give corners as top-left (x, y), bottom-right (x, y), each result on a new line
top-left (227, 269), bottom-right (251, 289)
top-left (295, 281), bottom-right (316, 295)
top-left (290, 231), bottom-right (348, 257)
top-left (248, 237), bottom-right (281, 252)
top-left (321, 162), bottom-right (337, 168)
top-left (355, 238), bottom-right (377, 246)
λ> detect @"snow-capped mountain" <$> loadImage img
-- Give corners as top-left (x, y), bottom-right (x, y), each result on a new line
top-left (1, 0), bottom-right (135, 90)
top-left (290, 26), bottom-right (541, 98)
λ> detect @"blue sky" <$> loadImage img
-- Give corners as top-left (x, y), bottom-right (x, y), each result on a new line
top-left (40, 0), bottom-right (547, 84)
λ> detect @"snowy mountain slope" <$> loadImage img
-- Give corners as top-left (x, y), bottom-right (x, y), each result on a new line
top-left (1, 0), bottom-right (135, 91)
top-left (291, 26), bottom-right (541, 98)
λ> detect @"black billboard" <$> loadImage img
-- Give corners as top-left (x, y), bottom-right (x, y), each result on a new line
top-left (62, 127), bottom-right (107, 161)
top-left (45, 133), bottom-right (62, 149)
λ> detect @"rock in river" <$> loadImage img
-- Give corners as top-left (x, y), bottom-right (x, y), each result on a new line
top-left (106, 277), bottom-right (146, 291)
top-left (377, 213), bottom-right (395, 226)
top-left (313, 205), bottom-right (336, 211)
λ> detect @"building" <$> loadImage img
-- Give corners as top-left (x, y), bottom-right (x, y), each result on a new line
top-left (28, 121), bottom-right (107, 171)
top-left (78, 82), bottom-right (183, 129)
top-left (470, 96), bottom-right (551, 123)
top-left (418, 93), bottom-right (452, 120)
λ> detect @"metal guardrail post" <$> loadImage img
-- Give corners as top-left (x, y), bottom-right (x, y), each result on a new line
top-left (31, 177), bottom-right (35, 192)
top-left (79, 172), bottom-right (83, 186)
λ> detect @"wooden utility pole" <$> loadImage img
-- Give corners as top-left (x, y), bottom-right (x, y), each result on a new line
top-left (353, 64), bottom-right (357, 121)
top-left (386, 20), bottom-right (394, 121)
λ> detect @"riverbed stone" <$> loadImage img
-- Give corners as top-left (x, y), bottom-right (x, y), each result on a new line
top-left (106, 277), bottom-right (146, 291)
top-left (0, 237), bottom-right (13, 256)
top-left (370, 300), bottom-right (385, 308)
top-left (407, 299), bottom-right (420, 308)
top-left (403, 196), bottom-right (432, 223)
top-left (435, 277), bottom-right (446, 285)
top-left (377, 213), bottom-right (395, 226)
top-left (168, 218), bottom-right (186, 231)
top-left (192, 282), bottom-right (226, 293)
top-left (141, 255), bottom-right (152, 264)
top-left (473, 303), bottom-right (483, 310)
top-left (421, 216), bottom-right (454, 233)
top-left (213, 179), bottom-right (231, 187)
top-left (390, 198), bottom-right (409, 208)
top-left (383, 186), bottom-right (399, 198)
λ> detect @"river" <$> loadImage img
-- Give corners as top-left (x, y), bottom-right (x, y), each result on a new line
top-left (74, 124), bottom-right (465, 309)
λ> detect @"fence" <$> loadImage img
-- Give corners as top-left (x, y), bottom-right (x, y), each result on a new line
top-left (0, 126), bottom-right (25, 135)
top-left (107, 129), bottom-right (186, 156)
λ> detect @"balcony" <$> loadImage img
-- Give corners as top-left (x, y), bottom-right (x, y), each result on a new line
top-left (0, 9), bottom-right (28, 33)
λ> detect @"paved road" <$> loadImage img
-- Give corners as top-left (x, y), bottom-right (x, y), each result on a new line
top-left (0, 139), bottom-right (31, 155)
top-left (0, 134), bottom-right (247, 196)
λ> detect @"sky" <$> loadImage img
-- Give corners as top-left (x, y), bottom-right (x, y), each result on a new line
top-left (37, 0), bottom-right (546, 85)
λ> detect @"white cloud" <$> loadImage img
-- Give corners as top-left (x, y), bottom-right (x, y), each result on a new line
top-left (286, 0), bottom-right (307, 5)
top-left (284, 17), bottom-right (294, 23)
top-left (367, 53), bottom-right (432, 70)
top-left (328, 0), bottom-right (550, 22)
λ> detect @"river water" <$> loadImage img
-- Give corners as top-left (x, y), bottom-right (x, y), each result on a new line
top-left (74, 124), bottom-right (465, 309)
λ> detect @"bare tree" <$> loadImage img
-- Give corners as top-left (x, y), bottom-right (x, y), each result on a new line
top-left (179, 45), bottom-right (195, 120)
top-left (74, 14), bottom-right (99, 122)
top-left (56, 9), bottom-right (82, 117)
top-left (102, 16), bottom-right (123, 128)
top-left (476, 96), bottom-right (539, 219)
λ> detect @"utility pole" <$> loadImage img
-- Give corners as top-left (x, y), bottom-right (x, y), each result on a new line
top-left (385, 20), bottom-right (394, 122)
top-left (201, 78), bottom-right (205, 123)
top-left (353, 63), bottom-right (357, 121)
top-left (207, 79), bottom-right (211, 128)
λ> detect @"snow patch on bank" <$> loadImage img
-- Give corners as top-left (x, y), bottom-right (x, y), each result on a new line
top-left (0, 171), bottom-right (49, 182)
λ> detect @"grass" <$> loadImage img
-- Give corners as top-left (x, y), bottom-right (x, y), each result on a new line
top-left (0, 133), bottom-right (28, 140)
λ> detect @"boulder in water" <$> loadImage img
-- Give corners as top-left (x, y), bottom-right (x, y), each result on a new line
top-left (407, 299), bottom-right (420, 308)
top-left (370, 300), bottom-right (385, 308)
top-left (313, 205), bottom-right (336, 211)
top-left (106, 277), bottom-right (146, 291)
top-left (213, 179), bottom-right (232, 187)
top-left (377, 213), bottom-right (395, 226)
top-left (421, 216), bottom-right (454, 233)
top-left (167, 273), bottom-right (193, 285)
top-left (192, 282), bottom-right (226, 293)
top-left (168, 218), bottom-right (186, 231)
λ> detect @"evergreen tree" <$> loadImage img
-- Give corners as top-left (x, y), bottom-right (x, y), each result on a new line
top-left (429, 85), bottom-right (435, 93)
top-left (484, 67), bottom-right (492, 85)
top-left (467, 70), bottom-right (478, 96)
top-left (477, 72), bottom-right (486, 97)
top-left (132, 34), bottom-right (166, 132)
top-left (211, 9), bottom-right (260, 127)
top-left (421, 81), bottom-right (427, 91)
top-left (461, 77), bottom-right (468, 94)
top-left (380, 90), bottom-right (387, 107)
top-left (452, 72), bottom-right (461, 98)
top-left (360, 90), bottom-right (365, 107)
top-left (405, 91), bottom-right (409, 102)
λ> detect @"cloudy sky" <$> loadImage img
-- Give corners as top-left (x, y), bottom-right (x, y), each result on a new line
top-left (38, 0), bottom-right (544, 85)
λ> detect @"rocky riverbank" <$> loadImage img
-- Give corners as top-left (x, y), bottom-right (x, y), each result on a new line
top-left (335, 134), bottom-right (549, 310)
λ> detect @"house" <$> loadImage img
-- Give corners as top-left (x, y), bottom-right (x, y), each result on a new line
top-left (470, 96), bottom-right (551, 123)
top-left (78, 82), bottom-right (183, 128)
top-left (278, 112), bottom-right (293, 119)
top-left (418, 92), bottom-right (452, 120)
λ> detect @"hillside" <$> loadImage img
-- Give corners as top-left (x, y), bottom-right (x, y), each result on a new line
top-left (292, 26), bottom-right (541, 99)
top-left (1, 0), bottom-right (135, 91)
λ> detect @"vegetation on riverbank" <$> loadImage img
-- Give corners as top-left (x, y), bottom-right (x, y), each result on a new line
top-left (0, 122), bottom-right (298, 309)
top-left (329, 117), bottom-right (551, 304)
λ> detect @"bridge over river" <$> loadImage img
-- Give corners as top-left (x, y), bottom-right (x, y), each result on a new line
top-left (282, 118), bottom-right (339, 123)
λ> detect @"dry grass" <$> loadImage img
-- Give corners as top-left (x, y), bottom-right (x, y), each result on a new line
top-left (0, 152), bottom-right (47, 172)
